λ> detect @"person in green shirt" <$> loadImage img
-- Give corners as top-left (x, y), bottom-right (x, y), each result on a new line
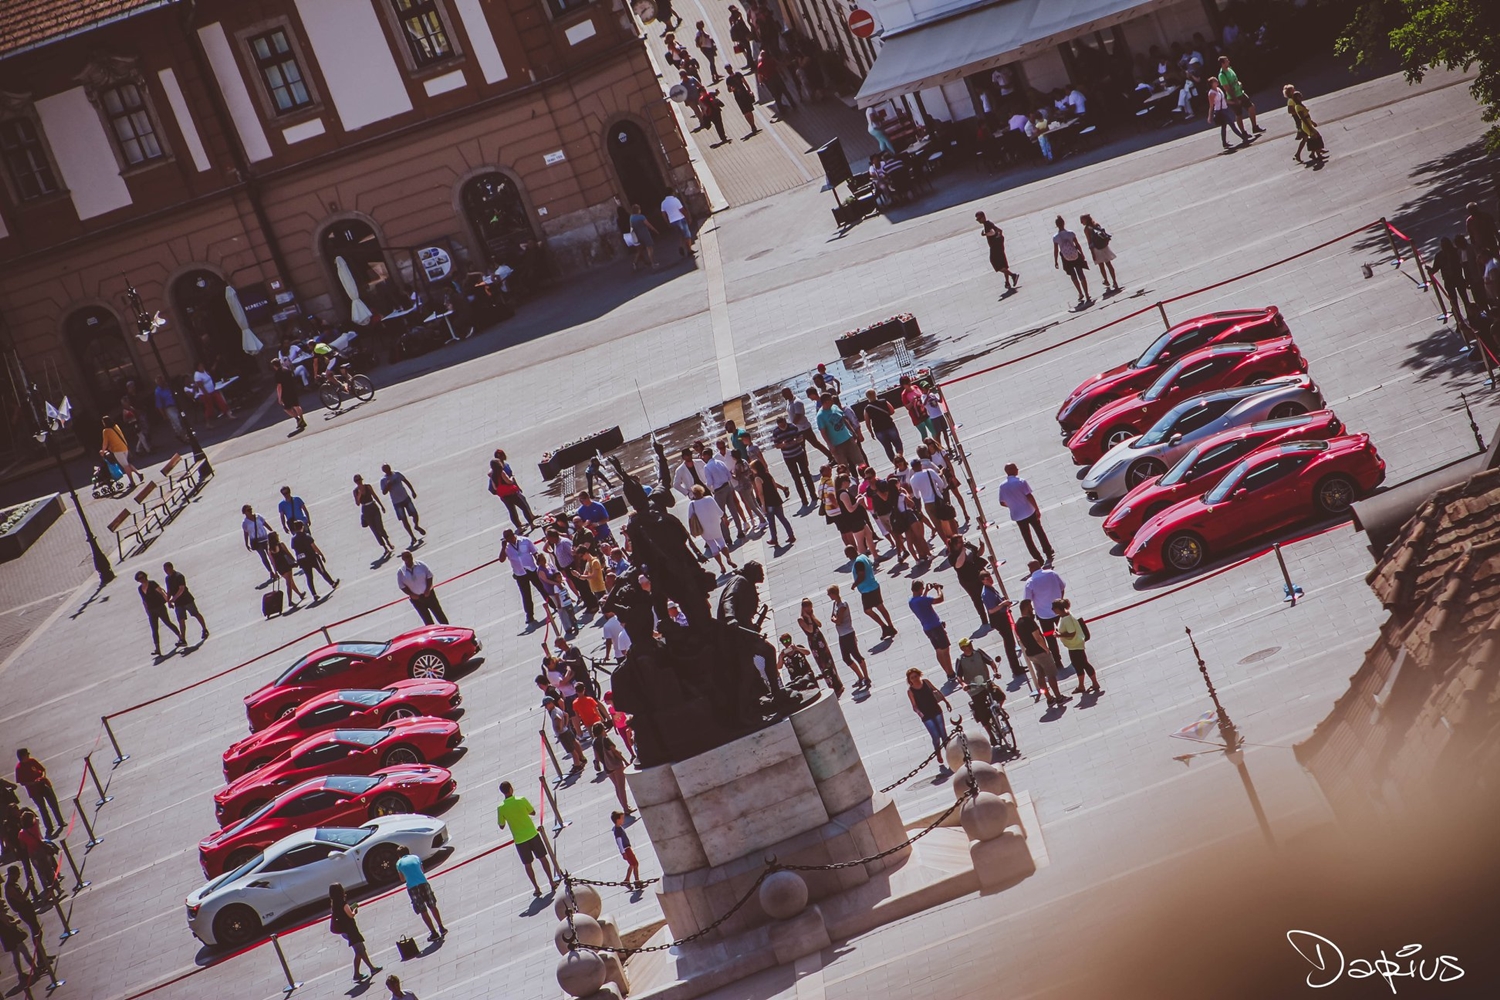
top-left (816, 393), bottom-right (864, 470)
top-left (1053, 598), bottom-right (1102, 695)
top-left (1216, 55), bottom-right (1263, 137)
top-left (497, 781), bottom-right (557, 896)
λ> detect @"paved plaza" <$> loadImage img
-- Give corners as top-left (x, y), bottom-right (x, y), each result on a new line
top-left (0, 66), bottom-right (1493, 1000)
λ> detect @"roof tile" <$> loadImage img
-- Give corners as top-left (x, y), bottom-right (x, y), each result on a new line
top-left (0, 0), bottom-right (170, 59)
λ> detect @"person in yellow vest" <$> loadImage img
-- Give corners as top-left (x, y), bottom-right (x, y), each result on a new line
top-left (100, 416), bottom-right (142, 487)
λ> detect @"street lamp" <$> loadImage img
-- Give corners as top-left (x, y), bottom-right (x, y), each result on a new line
top-left (123, 282), bottom-right (213, 476)
top-left (1184, 627), bottom-right (1275, 849)
top-left (25, 385), bottom-right (115, 588)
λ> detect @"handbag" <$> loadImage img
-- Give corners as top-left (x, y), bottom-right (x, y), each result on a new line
top-left (688, 508), bottom-right (703, 536)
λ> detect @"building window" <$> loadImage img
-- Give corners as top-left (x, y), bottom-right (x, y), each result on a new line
top-left (392, 0), bottom-right (454, 66)
top-left (250, 28), bottom-right (313, 114)
top-left (100, 83), bottom-right (163, 165)
top-left (0, 117), bottom-right (59, 201)
top-left (545, 0), bottom-right (590, 18)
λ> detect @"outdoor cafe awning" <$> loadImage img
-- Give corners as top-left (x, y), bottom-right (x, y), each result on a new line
top-left (855, 0), bottom-right (1180, 108)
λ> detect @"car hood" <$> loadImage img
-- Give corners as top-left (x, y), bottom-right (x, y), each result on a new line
top-left (373, 764), bottom-right (451, 784)
top-left (1082, 435), bottom-right (1155, 488)
top-left (1059, 361), bottom-right (1135, 414)
top-left (390, 626), bottom-right (474, 651)
top-left (384, 679), bottom-right (458, 699)
top-left (1072, 389), bottom-right (1150, 445)
top-left (217, 762), bottom-right (293, 805)
top-left (361, 814), bottom-right (448, 837)
top-left (1107, 475), bottom-right (1165, 517)
top-left (389, 717), bottom-right (460, 739)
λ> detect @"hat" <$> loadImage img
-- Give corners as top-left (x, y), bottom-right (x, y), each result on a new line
top-left (957, 637), bottom-right (972, 648)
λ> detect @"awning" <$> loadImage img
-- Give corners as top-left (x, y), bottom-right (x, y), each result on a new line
top-left (856, 0), bottom-right (1179, 108)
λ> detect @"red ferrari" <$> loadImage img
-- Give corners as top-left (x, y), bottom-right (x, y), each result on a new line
top-left (244, 626), bottom-right (480, 731)
top-left (214, 719), bottom-right (462, 823)
top-left (1067, 337), bottom-right (1307, 465)
top-left (199, 767), bottom-right (455, 877)
top-left (1056, 307), bottom-right (1289, 434)
top-left (1102, 410), bottom-right (1344, 543)
top-left (1125, 435), bottom-right (1385, 575)
top-left (223, 680), bottom-right (461, 781)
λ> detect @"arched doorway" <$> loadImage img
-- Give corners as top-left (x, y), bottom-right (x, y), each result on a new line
top-left (460, 171), bottom-right (536, 270)
top-left (172, 269), bottom-right (250, 377)
top-left (606, 120), bottom-right (668, 212)
top-left (65, 307), bottom-right (141, 413)
top-left (320, 218), bottom-right (398, 318)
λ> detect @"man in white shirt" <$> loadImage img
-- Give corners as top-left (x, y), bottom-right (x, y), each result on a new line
top-left (241, 504), bottom-right (275, 581)
top-left (996, 463), bottom-right (1054, 564)
top-left (283, 341), bottom-right (312, 386)
top-left (673, 447), bottom-right (709, 497)
top-left (396, 549), bottom-right (447, 625)
top-left (660, 188), bottom-right (694, 256)
top-left (1022, 559), bottom-right (1066, 663)
top-left (780, 386), bottom-right (831, 458)
top-left (193, 363), bottom-right (233, 420)
top-left (501, 528), bottom-right (553, 627)
top-left (702, 444), bottom-right (744, 536)
top-left (1064, 87), bottom-right (1087, 118)
top-left (600, 609), bottom-right (632, 660)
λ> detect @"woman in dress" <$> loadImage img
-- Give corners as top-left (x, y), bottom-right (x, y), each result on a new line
top-left (267, 532), bottom-right (308, 604)
top-left (628, 204), bottom-right (658, 271)
top-left (353, 477), bottom-right (394, 557)
top-left (1079, 213), bottom-right (1120, 293)
top-left (834, 471), bottom-right (877, 559)
top-left (687, 485), bottom-right (735, 574)
top-left (328, 883), bottom-right (380, 982)
top-left (797, 598), bottom-right (844, 696)
top-left (975, 211), bottom-right (1019, 291)
top-left (729, 451), bottom-right (765, 531)
top-left (591, 723), bottom-right (636, 813)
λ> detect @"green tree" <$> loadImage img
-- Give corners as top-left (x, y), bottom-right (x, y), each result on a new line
top-left (1333, 0), bottom-right (1500, 147)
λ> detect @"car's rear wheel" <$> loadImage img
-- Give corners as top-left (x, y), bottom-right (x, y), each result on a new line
top-left (363, 843), bottom-right (402, 885)
top-left (370, 793), bottom-right (413, 818)
top-left (1105, 426), bottom-right (1139, 449)
top-left (1315, 475), bottom-right (1358, 514)
top-left (382, 744), bottom-right (423, 766)
top-left (1164, 532), bottom-right (1207, 572)
top-left (237, 800), bottom-right (267, 821)
top-left (1268, 402), bottom-right (1306, 419)
top-left (213, 904), bottom-right (262, 949)
top-left (224, 846), bottom-right (261, 871)
top-left (408, 651), bottom-right (448, 679)
top-left (1125, 458), bottom-right (1167, 488)
top-left (383, 705), bottom-right (419, 722)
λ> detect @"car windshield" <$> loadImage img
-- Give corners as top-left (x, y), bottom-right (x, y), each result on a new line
top-left (315, 827), bottom-right (377, 847)
top-left (224, 800), bottom-right (278, 835)
top-left (1158, 446), bottom-right (1206, 487)
top-left (274, 652), bottom-right (319, 686)
top-left (336, 690), bottom-right (391, 707)
top-left (1132, 327), bottom-right (1185, 369)
top-left (331, 729), bottom-right (390, 746)
top-left (324, 775), bottom-right (383, 795)
top-left (1139, 403), bottom-right (1202, 446)
top-left (206, 852), bottom-right (264, 892)
top-left (336, 642), bottom-right (389, 657)
top-left (1204, 461), bottom-right (1253, 504)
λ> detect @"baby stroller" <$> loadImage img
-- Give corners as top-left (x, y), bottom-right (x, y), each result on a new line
top-left (92, 454), bottom-right (130, 499)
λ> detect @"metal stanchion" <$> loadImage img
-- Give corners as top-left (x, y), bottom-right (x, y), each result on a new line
top-left (85, 754), bottom-right (112, 807)
top-left (39, 955), bottom-right (62, 992)
top-left (1156, 301), bottom-right (1171, 331)
top-left (1272, 544), bottom-right (1302, 605)
top-left (270, 934), bottom-right (302, 995)
top-left (320, 627), bottom-right (332, 644)
top-left (59, 839), bottom-right (90, 893)
top-left (540, 774), bottom-right (570, 835)
top-left (53, 897), bottom-right (78, 941)
top-left (101, 716), bottom-right (129, 766)
top-left (540, 728), bottom-right (564, 781)
top-left (72, 797), bottom-right (102, 850)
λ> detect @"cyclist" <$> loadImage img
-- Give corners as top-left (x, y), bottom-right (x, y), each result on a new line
top-left (956, 637), bottom-right (1008, 743)
top-left (311, 341), bottom-right (345, 383)
top-left (954, 637), bottom-right (996, 690)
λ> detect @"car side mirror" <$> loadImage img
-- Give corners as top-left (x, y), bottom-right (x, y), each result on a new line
top-left (1233, 488), bottom-right (1249, 499)
top-left (1168, 433), bottom-right (1183, 445)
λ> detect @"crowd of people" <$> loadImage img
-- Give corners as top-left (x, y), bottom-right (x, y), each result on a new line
top-left (1433, 202), bottom-right (1500, 357)
top-left (0, 751), bottom-right (64, 989)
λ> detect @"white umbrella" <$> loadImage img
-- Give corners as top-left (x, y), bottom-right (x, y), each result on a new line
top-left (336, 256), bottom-right (374, 326)
top-left (225, 285), bottom-right (263, 354)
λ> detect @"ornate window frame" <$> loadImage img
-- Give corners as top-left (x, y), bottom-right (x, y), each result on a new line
top-left (0, 91), bottom-right (67, 207)
top-left (76, 52), bottom-right (173, 175)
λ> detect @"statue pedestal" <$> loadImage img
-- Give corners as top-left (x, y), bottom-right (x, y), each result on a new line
top-left (619, 694), bottom-right (1042, 1000)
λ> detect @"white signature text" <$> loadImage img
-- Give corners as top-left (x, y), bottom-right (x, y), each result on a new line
top-left (1286, 931), bottom-right (1464, 992)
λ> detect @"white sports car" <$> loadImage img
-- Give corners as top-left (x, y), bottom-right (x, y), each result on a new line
top-left (1080, 376), bottom-right (1323, 504)
top-left (186, 814), bottom-right (448, 948)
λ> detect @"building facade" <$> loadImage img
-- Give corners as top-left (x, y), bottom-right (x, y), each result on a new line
top-left (0, 0), bottom-right (699, 452)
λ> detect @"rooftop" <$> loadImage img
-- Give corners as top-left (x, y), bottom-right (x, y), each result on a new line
top-left (0, 0), bottom-right (174, 59)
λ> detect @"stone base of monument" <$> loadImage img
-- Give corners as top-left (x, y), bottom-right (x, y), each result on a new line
top-left (615, 693), bottom-right (1041, 1000)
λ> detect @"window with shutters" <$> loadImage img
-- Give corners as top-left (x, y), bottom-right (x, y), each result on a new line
top-left (250, 28), bottom-right (314, 113)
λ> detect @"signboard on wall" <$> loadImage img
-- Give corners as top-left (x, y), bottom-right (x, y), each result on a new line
top-left (237, 282), bottom-right (272, 325)
top-left (417, 246), bottom-right (453, 281)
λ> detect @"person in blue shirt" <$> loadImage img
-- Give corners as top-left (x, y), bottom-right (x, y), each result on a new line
top-left (394, 846), bottom-right (447, 942)
top-left (277, 485), bottom-right (311, 533)
top-left (908, 581), bottom-right (953, 680)
top-left (574, 492), bottom-right (614, 543)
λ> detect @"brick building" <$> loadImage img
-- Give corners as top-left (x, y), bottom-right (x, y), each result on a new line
top-left (0, 0), bottom-right (698, 453)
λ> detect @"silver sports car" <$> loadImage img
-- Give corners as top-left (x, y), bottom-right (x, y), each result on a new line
top-left (1080, 376), bottom-right (1323, 503)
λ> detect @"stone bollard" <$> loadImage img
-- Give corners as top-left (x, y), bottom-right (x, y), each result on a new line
top-left (960, 792), bottom-right (1034, 892)
top-left (944, 731), bottom-right (992, 771)
top-left (595, 913), bottom-right (630, 995)
top-left (557, 949), bottom-right (608, 998)
top-left (759, 870), bottom-right (830, 966)
top-left (555, 883), bottom-right (603, 920)
top-left (949, 760), bottom-right (1012, 800)
top-left (554, 914), bottom-right (605, 954)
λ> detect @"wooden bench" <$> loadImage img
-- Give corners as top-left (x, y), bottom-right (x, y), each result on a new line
top-left (160, 452), bottom-right (210, 504)
top-left (135, 481), bottom-right (171, 532)
top-left (107, 508), bottom-right (143, 561)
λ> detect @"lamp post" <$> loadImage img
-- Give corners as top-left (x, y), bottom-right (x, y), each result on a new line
top-left (123, 282), bottom-right (213, 476)
top-left (1185, 627), bottom-right (1275, 849)
top-left (25, 384), bottom-right (115, 588)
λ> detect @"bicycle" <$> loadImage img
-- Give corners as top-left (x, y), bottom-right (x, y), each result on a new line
top-left (316, 366), bottom-right (375, 411)
top-left (968, 679), bottom-right (1018, 756)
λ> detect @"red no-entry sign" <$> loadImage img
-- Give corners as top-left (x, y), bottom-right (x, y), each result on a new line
top-left (848, 8), bottom-right (875, 37)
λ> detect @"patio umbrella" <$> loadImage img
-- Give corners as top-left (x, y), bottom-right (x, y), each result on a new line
top-left (225, 285), bottom-right (263, 354)
top-left (336, 256), bottom-right (374, 326)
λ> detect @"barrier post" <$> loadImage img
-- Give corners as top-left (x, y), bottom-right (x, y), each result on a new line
top-left (85, 753), bottom-right (112, 807)
top-left (540, 729), bottom-right (564, 781)
top-left (53, 897), bottom-right (78, 941)
top-left (320, 627), bottom-right (332, 644)
top-left (1272, 544), bottom-right (1302, 605)
top-left (541, 773), bottom-right (570, 836)
top-left (1156, 301), bottom-right (1171, 331)
top-left (270, 934), bottom-right (302, 995)
top-left (101, 716), bottom-right (129, 766)
top-left (934, 383), bottom-right (1007, 599)
top-left (37, 952), bottom-right (62, 991)
top-left (1382, 217), bottom-right (1402, 266)
top-left (1460, 393), bottom-right (1486, 452)
top-left (73, 797), bottom-right (102, 850)
top-left (59, 838), bottom-right (90, 893)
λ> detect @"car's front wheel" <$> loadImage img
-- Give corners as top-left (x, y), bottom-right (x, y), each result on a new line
top-left (370, 793), bottom-right (413, 818)
top-left (1164, 532), bottom-right (1207, 572)
top-left (1125, 458), bottom-right (1167, 488)
top-left (1315, 474), bottom-right (1358, 514)
top-left (382, 744), bottom-right (423, 766)
top-left (213, 904), bottom-right (262, 949)
top-left (363, 843), bottom-right (403, 885)
top-left (1105, 426), bottom-right (1139, 449)
top-left (408, 651), bottom-right (448, 679)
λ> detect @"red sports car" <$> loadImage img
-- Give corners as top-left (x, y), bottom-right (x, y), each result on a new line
top-left (244, 626), bottom-right (479, 731)
top-left (1125, 435), bottom-right (1385, 575)
top-left (1056, 307), bottom-right (1289, 434)
top-left (223, 680), bottom-right (462, 781)
top-left (1102, 410), bottom-right (1345, 543)
top-left (1067, 337), bottom-right (1307, 465)
top-left (214, 719), bottom-right (462, 823)
top-left (199, 767), bottom-right (455, 877)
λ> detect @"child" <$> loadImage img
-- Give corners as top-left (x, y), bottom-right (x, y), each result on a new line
top-left (612, 811), bottom-right (642, 889)
top-left (827, 585), bottom-right (871, 689)
top-left (602, 692), bottom-right (635, 762)
top-left (776, 634), bottom-right (818, 690)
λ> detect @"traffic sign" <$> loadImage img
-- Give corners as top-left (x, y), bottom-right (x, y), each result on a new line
top-left (848, 8), bottom-right (875, 38)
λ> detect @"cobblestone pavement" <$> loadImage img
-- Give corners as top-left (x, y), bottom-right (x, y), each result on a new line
top-left (0, 67), bottom-right (1491, 1000)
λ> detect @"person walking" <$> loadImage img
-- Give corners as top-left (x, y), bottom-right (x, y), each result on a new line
top-left (755, 49), bottom-right (794, 116)
top-left (627, 204), bottom-right (658, 270)
top-left (353, 475), bottom-right (395, 557)
top-left (100, 416), bottom-right (142, 487)
top-left (163, 561), bottom-right (209, 642)
top-left (797, 597), bottom-right (844, 696)
top-left (4, 867), bottom-right (47, 980)
top-left (694, 21), bottom-right (721, 81)
top-left (612, 811), bottom-right (642, 889)
top-left (908, 581), bottom-right (954, 681)
top-left (1080, 214), bottom-right (1119, 293)
top-left (905, 668), bottom-right (953, 769)
top-left (996, 464), bottom-right (1054, 564)
top-left (1015, 599), bottom-right (1066, 707)
top-left (380, 464), bottom-right (426, 547)
top-left (503, 528), bottom-right (555, 627)
top-left (135, 571), bottom-right (185, 655)
top-left (1206, 77), bottom-right (1250, 149)
top-left (592, 723), bottom-right (635, 812)
top-left (270, 358), bottom-right (307, 436)
top-left (975, 212), bottom-right (1020, 291)
top-left (276, 486), bottom-right (311, 534)
top-left (242, 504), bottom-right (276, 581)
top-left (1052, 215), bottom-right (1092, 306)
top-left (1023, 559), bottom-right (1066, 664)
top-left (193, 362), bottom-right (233, 420)
top-left (267, 532), bottom-right (308, 605)
top-left (945, 534), bottom-right (990, 628)
top-left (827, 585), bottom-right (871, 689)
top-left (727, 5), bottom-right (754, 70)
top-left (328, 882), bottom-right (381, 983)
top-left (153, 375), bottom-right (189, 443)
top-left (12, 752), bottom-right (63, 838)
top-left (395, 846), bottom-right (447, 941)
top-left (687, 485), bottom-right (735, 574)
top-left (1217, 55), bottom-right (1263, 136)
top-left (866, 105), bottom-right (896, 154)
top-left (661, 188), bottom-right (696, 256)
top-left (397, 550), bottom-right (447, 625)
top-left (497, 781), bottom-right (557, 897)
top-left (489, 450), bottom-right (536, 532)
top-left (1282, 85), bottom-right (1324, 163)
top-left (1053, 598), bottom-right (1102, 694)
top-left (847, 545), bottom-right (896, 638)
top-left (979, 571), bottom-right (1024, 679)
top-left (724, 65), bottom-right (757, 135)
top-left (771, 416), bottom-right (817, 505)
top-left (291, 520), bottom-right (338, 598)
top-left (751, 457), bottom-right (796, 545)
